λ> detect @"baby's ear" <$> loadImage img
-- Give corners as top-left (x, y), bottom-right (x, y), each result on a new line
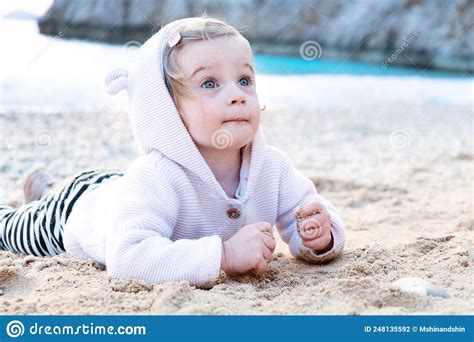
top-left (104, 68), bottom-right (128, 95)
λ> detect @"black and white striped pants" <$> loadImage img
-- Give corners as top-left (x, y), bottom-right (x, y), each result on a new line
top-left (0, 170), bottom-right (123, 256)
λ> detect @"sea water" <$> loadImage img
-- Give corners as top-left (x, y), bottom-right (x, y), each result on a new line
top-left (0, 18), bottom-right (472, 110)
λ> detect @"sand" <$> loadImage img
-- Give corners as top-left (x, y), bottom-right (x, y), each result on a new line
top-left (0, 102), bottom-right (472, 315)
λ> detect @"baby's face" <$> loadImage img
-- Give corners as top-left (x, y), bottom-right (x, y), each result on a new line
top-left (176, 35), bottom-right (260, 151)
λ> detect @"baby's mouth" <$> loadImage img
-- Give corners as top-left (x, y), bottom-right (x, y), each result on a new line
top-left (224, 119), bottom-right (248, 123)
top-left (223, 117), bottom-right (249, 123)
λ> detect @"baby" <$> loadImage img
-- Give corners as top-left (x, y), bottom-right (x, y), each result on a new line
top-left (0, 17), bottom-right (345, 286)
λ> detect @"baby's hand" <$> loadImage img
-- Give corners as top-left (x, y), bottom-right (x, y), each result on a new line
top-left (295, 201), bottom-right (333, 252)
top-left (221, 222), bottom-right (276, 275)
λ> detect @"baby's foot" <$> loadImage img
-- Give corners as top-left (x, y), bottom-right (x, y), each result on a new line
top-left (23, 168), bottom-right (55, 203)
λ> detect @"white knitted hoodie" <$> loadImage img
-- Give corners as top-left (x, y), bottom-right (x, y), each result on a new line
top-left (63, 18), bottom-right (346, 286)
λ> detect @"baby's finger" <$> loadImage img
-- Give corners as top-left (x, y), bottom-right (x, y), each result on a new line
top-left (260, 227), bottom-right (274, 239)
top-left (308, 210), bottom-right (330, 227)
top-left (303, 233), bottom-right (332, 251)
top-left (299, 218), bottom-right (322, 241)
top-left (295, 201), bottom-right (326, 219)
top-left (254, 259), bottom-right (269, 275)
top-left (302, 217), bottom-right (332, 240)
top-left (262, 246), bottom-right (273, 261)
top-left (261, 234), bottom-right (276, 252)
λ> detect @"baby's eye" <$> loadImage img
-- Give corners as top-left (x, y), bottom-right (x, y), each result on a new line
top-left (200, 80), bottom-right (217, 89)
top-left (239, 77), bottom-right (251, 86)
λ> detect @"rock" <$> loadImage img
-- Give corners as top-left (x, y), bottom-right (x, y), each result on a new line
top-left (13, 256), bottom-right (39, 266)
top-left (13, 259), bottom-right (24, 266)
top-left (468, 247), bottom-right (474, 262)
top-left (23, 255), bottom-right (38, 265)
top-left (391, 197), bottom-right (402, 206)
top-left (392, 276), bottom-right (449, 298)
top-left (37, 0), bottom-right (473, 72)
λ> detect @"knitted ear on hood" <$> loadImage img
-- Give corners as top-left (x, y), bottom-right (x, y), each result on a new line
top-left (103, 31), bottom-right (181, 96)
top-left (104, 68), bottom-right (128, 95)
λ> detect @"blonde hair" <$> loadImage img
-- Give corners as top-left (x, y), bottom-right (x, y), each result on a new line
top-left (163, 17), bottom-right (245, 111)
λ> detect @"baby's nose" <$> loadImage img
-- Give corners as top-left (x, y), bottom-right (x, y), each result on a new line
top-left (227, 87), bottom-right (246, 105)
top-left (229, 97), bottom-right (246, 105)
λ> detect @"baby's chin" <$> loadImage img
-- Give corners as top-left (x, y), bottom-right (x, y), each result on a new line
top-left (208, 125), bottom-right (255, 150)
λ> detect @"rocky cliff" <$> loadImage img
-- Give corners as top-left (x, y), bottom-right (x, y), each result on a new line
top-left (38, 0), bottom-right (473, 72)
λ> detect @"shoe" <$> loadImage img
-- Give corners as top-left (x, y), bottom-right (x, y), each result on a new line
top-left (23, 168), bottom-right (55, 203)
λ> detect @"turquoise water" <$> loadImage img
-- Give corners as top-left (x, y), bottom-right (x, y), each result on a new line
top-left (2, 18), bottom-right (471, 109)
top-left (254, 54), bottom-right (471, 79)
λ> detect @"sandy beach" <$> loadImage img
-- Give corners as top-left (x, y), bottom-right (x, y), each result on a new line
top-left (0, 99), bottom-right (472, 314)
